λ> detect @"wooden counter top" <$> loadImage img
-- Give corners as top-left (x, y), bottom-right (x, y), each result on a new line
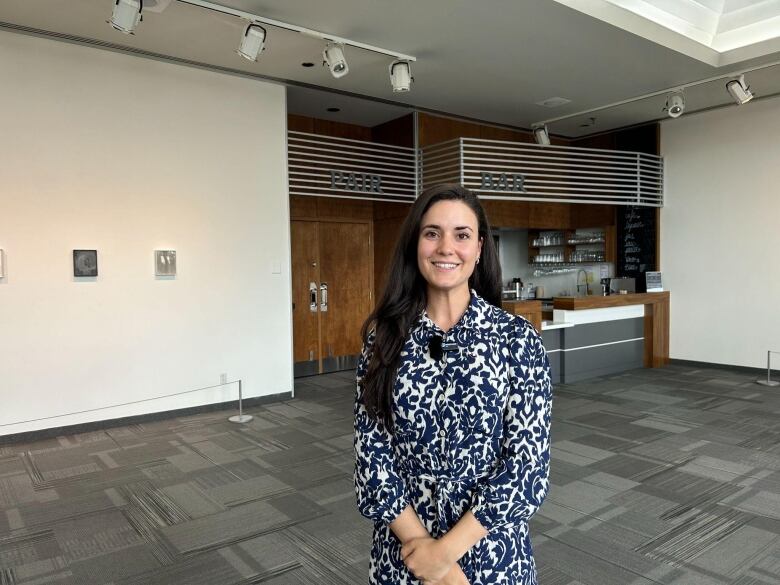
top-left (553, 291), bottom-right (669, 310)
top-left (502, 299), bottom-right (542, 309)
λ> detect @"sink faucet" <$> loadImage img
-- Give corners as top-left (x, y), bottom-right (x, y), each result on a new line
top-left (576, 269), bottom-right (590, 296)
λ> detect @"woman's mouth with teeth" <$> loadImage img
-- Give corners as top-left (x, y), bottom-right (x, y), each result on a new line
top-left (432, 261), bottom-right (459, 270)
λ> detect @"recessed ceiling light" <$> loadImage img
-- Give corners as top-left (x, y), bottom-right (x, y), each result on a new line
top-left (301, 62), bottom-right (315, 68)
top-left (536, 97), bottom-right (572, 108)
top-left (327, 107), bottom-right (341, 112)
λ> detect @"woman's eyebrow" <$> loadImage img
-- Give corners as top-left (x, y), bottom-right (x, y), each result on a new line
top-left (421, 224), bottom-right (474, 231)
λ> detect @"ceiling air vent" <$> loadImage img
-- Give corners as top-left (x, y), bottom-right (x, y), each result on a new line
top-left (144, 0), bottom-right (173, 13)
top-left (536, 97), bottom-right (571, 108)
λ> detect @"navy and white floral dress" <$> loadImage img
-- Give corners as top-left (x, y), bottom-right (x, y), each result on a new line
top-left (354, 291), bottom-right (553, 585)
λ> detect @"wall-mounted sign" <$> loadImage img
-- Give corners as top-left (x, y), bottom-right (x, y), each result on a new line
top-left (330, 170), bottom-right (384, 194)
top-left (645, 271), bottom-right (663, 292)
top-left (480, 172), bottom-right (526, 192)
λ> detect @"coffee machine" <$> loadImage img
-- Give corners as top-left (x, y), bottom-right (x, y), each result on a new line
top-left (600, 278), bottom-right (611, 296)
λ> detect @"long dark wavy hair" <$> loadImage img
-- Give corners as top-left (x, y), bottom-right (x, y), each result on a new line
top-left (360, 184), bottom-right (502, 429)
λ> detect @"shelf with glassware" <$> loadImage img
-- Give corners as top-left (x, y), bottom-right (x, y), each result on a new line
top-left (528, 227), bottom-right (615, 275)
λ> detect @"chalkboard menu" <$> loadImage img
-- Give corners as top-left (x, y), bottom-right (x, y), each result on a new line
top-left (616, 206), bottom-right (656, 285)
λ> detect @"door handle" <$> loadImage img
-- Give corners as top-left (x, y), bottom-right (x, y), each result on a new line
top-left (320, 282), bottom-right (328, 312)
top-left (309, 282), bottom-right (318, 312)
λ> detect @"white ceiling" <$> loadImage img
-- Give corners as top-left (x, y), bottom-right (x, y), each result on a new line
top-left (1, 0), bottom-right (779, 137)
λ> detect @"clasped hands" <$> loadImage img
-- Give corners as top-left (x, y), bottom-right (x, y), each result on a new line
top-left (400, 536), bottom-right (470, 585)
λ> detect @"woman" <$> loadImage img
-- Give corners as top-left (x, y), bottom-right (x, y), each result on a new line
top-left (354, 184), bottom-right (552, 585)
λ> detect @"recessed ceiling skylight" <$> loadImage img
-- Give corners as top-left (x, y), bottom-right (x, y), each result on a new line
top-left (553, 0), bottom-right (780, 65)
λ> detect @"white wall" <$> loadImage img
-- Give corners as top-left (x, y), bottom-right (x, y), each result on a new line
top-left (0, 31), bottom-right (292, 435)
top-left (661, 95), bottom-right (780, 368)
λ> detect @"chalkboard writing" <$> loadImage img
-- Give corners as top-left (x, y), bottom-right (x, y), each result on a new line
top-left (616, 206), bottom-right (656, 283)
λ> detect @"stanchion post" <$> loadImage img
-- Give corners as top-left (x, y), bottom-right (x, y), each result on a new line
top-left (228, 379), bottom-right (253, 423)
top-left (757, 351), bottom-right (780, 387)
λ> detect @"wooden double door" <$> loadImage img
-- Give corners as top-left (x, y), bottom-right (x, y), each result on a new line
top-left (291, 220), bottom-right (373, 376)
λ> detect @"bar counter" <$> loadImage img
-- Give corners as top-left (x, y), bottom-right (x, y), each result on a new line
top-left (553, 291), bottom-right (669, 368)
top-left (506, 292), bottom-right (670, 384)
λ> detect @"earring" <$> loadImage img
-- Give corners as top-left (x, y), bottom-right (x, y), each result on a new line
top-left (476, 256), bottom-right (481, 265)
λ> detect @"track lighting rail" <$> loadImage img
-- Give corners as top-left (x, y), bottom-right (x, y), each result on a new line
top-left (533, 57), bottom-right (780, 127)
top-left (176, 0), bottom-right (416, 62)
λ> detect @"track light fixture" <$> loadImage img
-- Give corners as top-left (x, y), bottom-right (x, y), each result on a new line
top-left (665, 93), bottom-right (685, 118)
top-left (109, 0), bottom-right (417, 85)
top-left (323, 43), bottom-right (349, 79)
top-left (237, 23), bottom-right (266, 61)
top-left (726, 75), bottom-right (754, 105)
top-left (109, 0), bottom-right (143, 34)
top-left (389, 60), bottom-right (412, 92)
top-left (533, 125), bottom-right (551, 146)
top-left (532, 59), bottom-right (776, 130)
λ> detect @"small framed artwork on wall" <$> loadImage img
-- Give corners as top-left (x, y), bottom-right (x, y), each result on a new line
top-left (155, 250), bottom-right (176, 276)
top-left (73, 250), bottom-right (98, 277)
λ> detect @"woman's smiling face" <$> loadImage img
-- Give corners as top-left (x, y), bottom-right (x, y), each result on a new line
top-left (417, 200), bottom-right (483, 296)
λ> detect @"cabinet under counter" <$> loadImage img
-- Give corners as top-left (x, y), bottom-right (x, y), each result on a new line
top-left (539, 291), bottom-right (670, 384)
top-left (501, 300), bottom-right (542, 332)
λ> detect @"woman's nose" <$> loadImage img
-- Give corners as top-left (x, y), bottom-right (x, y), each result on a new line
top-left (436, 233), bottom-right (455, 253)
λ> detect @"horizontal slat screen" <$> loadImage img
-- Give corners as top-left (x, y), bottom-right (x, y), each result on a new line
top-left (421, 138), bottom-right (664, 207)
top-left (288, 131), bottom-right (418, 203)
top-left (419, 139), bottom-right (461, 189)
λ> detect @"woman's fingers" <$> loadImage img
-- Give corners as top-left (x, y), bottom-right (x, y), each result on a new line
top-left (400, 540), bottom-right (417, 561)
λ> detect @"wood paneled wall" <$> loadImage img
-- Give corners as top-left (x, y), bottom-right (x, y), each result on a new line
top-left (481, 200), bottom-right (616, 230)
top-left (289, 195), bottom-right (373, 222)
top-left (288, 114), bottom-right (372, 141)
top-left (418, 112), bottom-right (536, 147)
top-left (373, 201), bottom-right (412, 298)
top-left (288, 113), bottom-right (416, 148)
top-left (371, 113), bottom-right (415, 147)
top-left (571, 123), bottom-right (660, 155)
top-left (417, 112), bottom-right (570, 148)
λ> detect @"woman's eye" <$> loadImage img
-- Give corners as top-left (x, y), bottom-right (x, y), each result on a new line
top-left (457, 232), bottom-right (470, 240)
top-left (424, 230), bottom-right (439, 238)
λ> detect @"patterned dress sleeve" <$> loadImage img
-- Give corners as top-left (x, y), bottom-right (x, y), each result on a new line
top-left (353, 332), bottom-right (410, 524)
top-left (470, 319), bottom-right (553, 532)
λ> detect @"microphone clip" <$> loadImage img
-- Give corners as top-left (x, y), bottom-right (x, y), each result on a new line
top-left (429, 335), bottom-right (458, 361)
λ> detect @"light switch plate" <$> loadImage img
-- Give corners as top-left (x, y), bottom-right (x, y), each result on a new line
top-left (271, 261), bottom-right (281, 274)
top-left (0, 249), bottom-right (5, 277)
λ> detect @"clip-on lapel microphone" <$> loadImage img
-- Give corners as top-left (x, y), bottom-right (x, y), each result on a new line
top-left (429, 334), bottom-right (458, 361)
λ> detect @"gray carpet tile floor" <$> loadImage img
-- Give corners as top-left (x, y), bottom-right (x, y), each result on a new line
top-left (1, 363), bottom-right (779, 584)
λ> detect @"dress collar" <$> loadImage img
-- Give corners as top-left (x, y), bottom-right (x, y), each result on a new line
top-left (411, 289), bottom-right (488, 345)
